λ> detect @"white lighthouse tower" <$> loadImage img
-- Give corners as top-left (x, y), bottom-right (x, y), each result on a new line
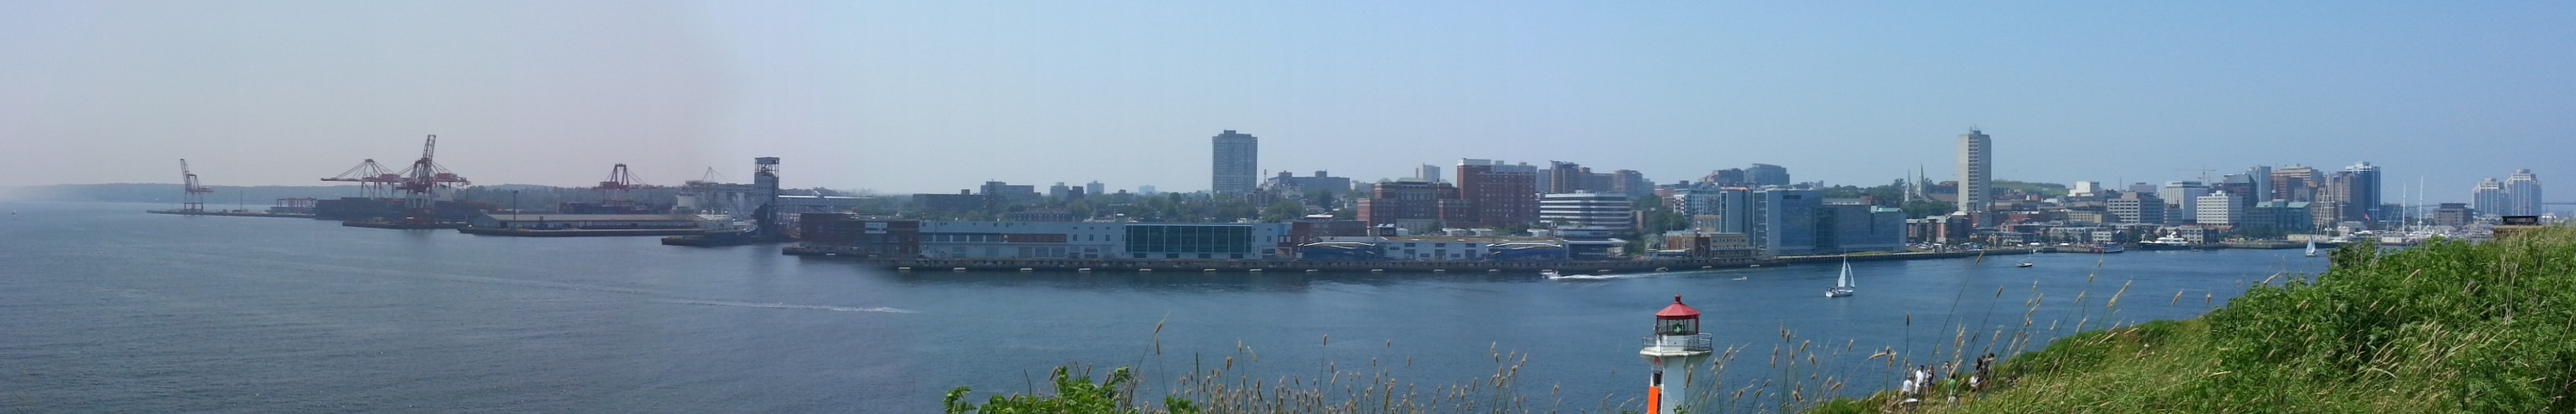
top-left (1641, 295), bottom-right (1716, 414)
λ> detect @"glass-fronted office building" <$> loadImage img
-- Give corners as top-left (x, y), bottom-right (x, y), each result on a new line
top-left (1127, 224), bottom-right (1278, 259)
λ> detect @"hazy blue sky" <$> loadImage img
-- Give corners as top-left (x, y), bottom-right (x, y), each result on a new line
top-left (3, 1), bottom-right (2567, 201)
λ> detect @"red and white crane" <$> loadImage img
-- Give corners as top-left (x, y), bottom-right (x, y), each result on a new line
top-left (321, 159), bottom-right (402, 198)
top-left (392, 135), bottom-right (470, 224)
top-left (596, 163), bottom-right (659, 209)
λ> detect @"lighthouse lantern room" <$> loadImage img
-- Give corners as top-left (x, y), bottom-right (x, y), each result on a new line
top-left (1640, 295), bottom-right (1715, 414)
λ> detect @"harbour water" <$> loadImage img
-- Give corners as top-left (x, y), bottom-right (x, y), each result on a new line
top-left (0, 202), bottom-right (2328, 412)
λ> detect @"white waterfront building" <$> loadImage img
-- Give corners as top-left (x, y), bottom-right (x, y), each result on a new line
top-left (1541, 191), bottom-right (1635, 231)
top-left (2197, 191), bottom-right (2241, 226)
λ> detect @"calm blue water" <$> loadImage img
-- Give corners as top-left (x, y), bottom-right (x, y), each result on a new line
top-left (0, 202), bottom-right (2326, 412)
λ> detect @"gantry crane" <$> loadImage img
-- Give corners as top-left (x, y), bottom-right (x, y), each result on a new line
top-left (595, 164), bottom-right (659, 209)
top-left (178, 159), bottom-right (212, 212)
top-left (322, 159), bottom-right (402, 198)
top-left (392, 135), bottom-right (470, 224)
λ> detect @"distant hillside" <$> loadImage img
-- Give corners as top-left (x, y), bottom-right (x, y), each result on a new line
top-left (1992, 180), bottom-right (2067, 198)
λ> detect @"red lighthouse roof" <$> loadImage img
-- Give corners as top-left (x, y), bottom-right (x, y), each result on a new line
top-left (1655, 295), bottom-right (1700, 320)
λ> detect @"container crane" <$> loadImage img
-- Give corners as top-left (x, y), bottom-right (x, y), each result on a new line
top-left (178, 159), bottom-right (212, 212)
top-left (595, 164), bottom-right (659, 209)
top-left (392, 135), bottom-right (470, 225)
top-left (321, 159), bottom-right (403, 198)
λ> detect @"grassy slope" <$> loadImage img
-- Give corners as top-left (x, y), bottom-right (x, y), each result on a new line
top-left (1816, 226), bottom-right (2576, 413)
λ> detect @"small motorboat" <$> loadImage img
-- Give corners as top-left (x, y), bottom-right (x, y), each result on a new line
top-left (2016, 261), bottom-right (2034, 267)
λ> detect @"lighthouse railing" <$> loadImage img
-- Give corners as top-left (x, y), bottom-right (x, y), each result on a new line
top-left (1641, 333), bottom-right (1713, 352)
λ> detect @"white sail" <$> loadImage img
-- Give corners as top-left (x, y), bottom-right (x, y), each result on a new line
top-left (2304, 241), bottom-right (2318, 256)
top-left (1837, 260), bottom-right (1854, 288)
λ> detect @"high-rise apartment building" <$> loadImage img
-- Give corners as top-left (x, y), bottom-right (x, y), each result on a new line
top-left (1210, 130), bottom-right (1259, 194)
top-left (1546, 161), bottom-right (1587, 194)
top-left (2474, 178), bottom-right (2509, 216)
top-left (1454, 159), bottom-right (1539, 228)
top-left (2474, 169), bottom-right (2546, 216)
top-left (1611, 170), bottom-right (1654, 198)
top-left (2504, 169), bottom-right (2544, 216)
top-left (1085, 181), bottom-right (1105, 197)
top-left (1956, 129), bottom-right (1992, 214)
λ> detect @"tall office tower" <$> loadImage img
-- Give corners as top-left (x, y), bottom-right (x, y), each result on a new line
top-left (1085, 181), bottom-right (1104, 197)
top-left (1415, 165), bottom-right (1442, 183)
top-left (2272, 165), bottom-right (2317, 202)
top-left (1956, 129), bottom-right (1992, 214)
top-left (1747, 164), bottom-right (1791, 186)
top-left (1210, 130), bottom-right (1259, 194)
top-left (2474, 178), bottom-right (2510, 216)
top-left (1455, 159), bottom-right (1539, 228)
top-left (2160, 181), bottom-right (2210, 224)
top-left (2245, 166), bottom-right (2273, 202)
top-left (2338, 162), bottom-right (2382, 223)
top-left (2504, 169), bottom-right (2544, 216)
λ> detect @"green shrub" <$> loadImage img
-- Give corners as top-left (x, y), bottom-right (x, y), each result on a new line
top-left (944, 366), bottom-right (1149, 414)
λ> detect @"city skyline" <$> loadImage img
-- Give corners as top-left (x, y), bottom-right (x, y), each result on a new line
top-left (0, 3), bottom-right (2568, 202)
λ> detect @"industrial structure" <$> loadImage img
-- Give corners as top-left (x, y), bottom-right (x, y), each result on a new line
top-left (322, 159), bottom-right (400, 198)
top-left (339, 135), bottom-right (476, 229)
top-left (662, 157), bottom-right (803, 246)
top-left (178, 159), bottom-right (211, 212)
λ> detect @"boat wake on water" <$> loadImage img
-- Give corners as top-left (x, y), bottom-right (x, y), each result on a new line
top-left (1545, 273), bottom-right (1640, 280)
top-left (659, 299), bottom-right (916, 313)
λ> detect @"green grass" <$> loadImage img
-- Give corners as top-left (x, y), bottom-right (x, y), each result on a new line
top-left (1823, 226), bottom-right (2576, 413)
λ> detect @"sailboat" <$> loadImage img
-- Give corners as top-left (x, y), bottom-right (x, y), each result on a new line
top-left (2304, 241), bottom-right (2319, 257)
top-left (1826, 258), bottom-right (1856, 298)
